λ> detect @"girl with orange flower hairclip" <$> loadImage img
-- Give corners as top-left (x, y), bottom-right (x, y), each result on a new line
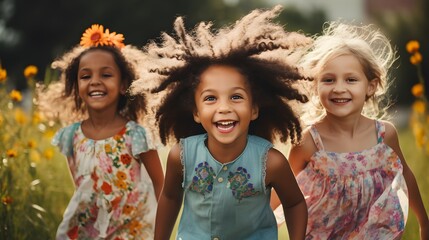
top-left (39, 24), bottom-right (164, 239)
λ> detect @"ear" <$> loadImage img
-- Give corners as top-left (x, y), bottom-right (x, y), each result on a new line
top-left (120, 85), bottom-right (127, 95)
top-left (366, 78), bottom-right (379, 99)
top-left (193, 110), bottom-right (201, 123)
top-left (251, 105), bottom-right (259, 121)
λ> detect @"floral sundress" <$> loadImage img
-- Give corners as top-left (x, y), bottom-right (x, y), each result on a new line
top-left (53, 121), bottom-right (157, 240)
top-left (275, 120), bottom-right (409, 239)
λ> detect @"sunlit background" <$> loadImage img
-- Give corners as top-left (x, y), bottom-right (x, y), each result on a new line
top-left (0, 0), bottom-right (427, 239)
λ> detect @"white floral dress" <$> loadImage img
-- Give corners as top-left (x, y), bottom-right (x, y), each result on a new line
top-left (53, 121), bottom-right (157, 240)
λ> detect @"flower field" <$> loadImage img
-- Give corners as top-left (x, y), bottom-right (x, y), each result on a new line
top-left (0, 65), bottom-right (74, 239)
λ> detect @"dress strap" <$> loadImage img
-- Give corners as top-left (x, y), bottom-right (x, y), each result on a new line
top-left (376, 120), bottom-right (385, 144)
top-left (309, 125), bottom-right (325, 151)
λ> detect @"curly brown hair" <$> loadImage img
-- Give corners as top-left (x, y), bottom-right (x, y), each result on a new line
top-left (131, 5), bottom-right (312, 145)
top-left (63, 46), bottom-right (146, 122)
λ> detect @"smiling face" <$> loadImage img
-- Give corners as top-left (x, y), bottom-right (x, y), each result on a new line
top-left (77, 49), bottom-right (126, 114)
top-left (193, 65), bottom-right (258, 146)
top-left (317, 54), bottom-right (377, 119)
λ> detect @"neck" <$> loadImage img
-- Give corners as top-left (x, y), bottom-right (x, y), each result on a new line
top-left (88, 113), bottom-right (118, 130)
top-left (322, 114), bottom-right (367, 138)
top-left (206, 135), bottom-right (247, 164)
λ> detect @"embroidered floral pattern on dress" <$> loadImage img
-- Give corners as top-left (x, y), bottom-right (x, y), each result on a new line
top-left (227, 167), bottom-right (259, 201)
top-left (188, 162), bottom-right (215, 196)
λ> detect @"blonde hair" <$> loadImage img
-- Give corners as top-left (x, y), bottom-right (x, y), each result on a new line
top-left (299, 21), bottom-right (397, 124)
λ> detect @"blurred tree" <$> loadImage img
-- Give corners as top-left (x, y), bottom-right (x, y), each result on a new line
top-left (0, 0), bottom-right (324, 91)
top-left (368, 0), bottom-right (428, 105)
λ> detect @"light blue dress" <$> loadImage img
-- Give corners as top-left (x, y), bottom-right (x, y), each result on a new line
top-left (178, 134), bottom-right (277, 240)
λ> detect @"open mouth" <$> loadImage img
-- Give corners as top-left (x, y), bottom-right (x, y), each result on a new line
top-left (215, 121), bottom-right (236, 133)
top-left (88, 91), bottom-right (107, 97)
top-left (331, 98), bottom-right (350, 103)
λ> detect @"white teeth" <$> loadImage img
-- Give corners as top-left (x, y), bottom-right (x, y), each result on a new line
top-left (89, 91), bottom-right (105, 96)
top-left (332, 99), bottom-right (349, 103)
top-left (218, 121), bottom-right (234, 125)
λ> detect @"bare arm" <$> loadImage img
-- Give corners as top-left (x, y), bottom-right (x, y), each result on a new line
top-left (266, 148), bottom-right (307, 240)
top-left (270, 130), bottom-right (314, 224)
top-left (288, 129), bottom-right (315, 176)
top-left (384, 121), bottom-right (429, 239)
top-left (140, 149), bottom-right (164, 200)
top-left (154, 144), bottom-right (184, 240)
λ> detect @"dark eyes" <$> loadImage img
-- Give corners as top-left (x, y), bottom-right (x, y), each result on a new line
top-left (79, 73), bottom-right (113, 80)
top-left (203, 95), bottom-right (243, 102)
top-left (204, 96), bottom-right (216, 101)
top-left (320, 78), bottom-right (358, 83)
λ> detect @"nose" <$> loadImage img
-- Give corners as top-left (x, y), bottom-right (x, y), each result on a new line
top-left (217, 99), bottom-right (232, 114)
top-left (89, 76), bottom-right (101, 86)
top-left (333, 81), bottom-right (346, 93)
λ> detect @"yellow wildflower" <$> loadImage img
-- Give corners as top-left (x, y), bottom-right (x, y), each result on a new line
top-left (10, 89), bottom-right (22, 102)
top-left (6, 149), bottom-right (18, 158)
top-left (23, 65), bottom-right (38, 79)
top-left (14, 108), bottom-right (28, 124)
top-left (32, 111), bottom-right (43, 124)
top-left (410, 52), bottom-right (422, 65)
top-left (412, 100), bottom-right (425, 114)
top-left (406, 40), bottom-right (420, 54)
top-left (412, 122), bottom-right (426, 148)
top-left (30, 149), bottom-right (41, 163)
top-left (43, 148), bottom-right (54, 160)
top-left (43, 129), bottom-right (55, 139)
top-left (28, 140), bottom-right (37, 149)
top-left (411, 83), bottom-right (424, 97)
top-left (0, 67), bottom-right (7, 84)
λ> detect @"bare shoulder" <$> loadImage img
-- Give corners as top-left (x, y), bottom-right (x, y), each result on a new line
top-left (380, 120), bottom-right (399, 143)
top-left (378, 120), bottom-right (406, 160)
top-left (164, 142), bottom-right (183, 173)
top-left (288, 126), bottom-right (317, 174)
top-left (266, 147), bottom-right (287, 168)
top-left (265, 147), bottom-right (293, 187)
top-left (290, 127), bottom-right (317, 158)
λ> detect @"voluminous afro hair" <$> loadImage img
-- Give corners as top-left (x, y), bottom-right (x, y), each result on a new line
top-left (130, 5), bottom-right (313, 145)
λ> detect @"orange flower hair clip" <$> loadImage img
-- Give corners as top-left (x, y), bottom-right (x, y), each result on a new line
top-left (80, 24), bottom-right (125, 49)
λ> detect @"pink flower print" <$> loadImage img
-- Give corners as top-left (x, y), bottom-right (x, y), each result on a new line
top-left (129, 164), bottom-right (139, 181)
top-left (346, 153), bottom-right (354, 161)
top-left (99, 154), bottom-right (112, 173)
top-left (127, 191), bottom-right (139, 204)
